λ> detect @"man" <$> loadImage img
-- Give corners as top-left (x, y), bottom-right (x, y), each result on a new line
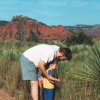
top-left (19, 44), bottom-right (72, 100)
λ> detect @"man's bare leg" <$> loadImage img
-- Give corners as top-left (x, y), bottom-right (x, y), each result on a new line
top-left (38, 77), bottom-right (43, 100)
top-left (30, 81), bottom-right (38, 100)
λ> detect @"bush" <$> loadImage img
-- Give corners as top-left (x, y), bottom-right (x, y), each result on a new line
top-left (66, 32), bottom-right (94, 46)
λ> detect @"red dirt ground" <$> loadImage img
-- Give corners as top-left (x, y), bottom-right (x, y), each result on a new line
top-left (0, 88), bottom-right (15, 100)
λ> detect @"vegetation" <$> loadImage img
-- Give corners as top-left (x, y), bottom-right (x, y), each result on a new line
top-left (27, 31), bottom-right (39, 42)
top-left (66, 32), bottom-right (94, 46)
top-left (0, 39), bottom-right (100, 100)
top-left (0, 21), bottom-right (9, 26)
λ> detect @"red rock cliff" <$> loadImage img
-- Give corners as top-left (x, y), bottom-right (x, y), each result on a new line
top-left (0, 15), bottom-right (72, 40)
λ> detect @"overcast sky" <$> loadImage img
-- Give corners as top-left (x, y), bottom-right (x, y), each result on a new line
top-left (0, 0), bottom-right (100, 26)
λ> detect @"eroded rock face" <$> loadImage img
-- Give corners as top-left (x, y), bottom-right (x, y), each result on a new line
top-left (65, 25), bottom-right (100, 38)
top-left (0, 15), bottom-right (72, 40)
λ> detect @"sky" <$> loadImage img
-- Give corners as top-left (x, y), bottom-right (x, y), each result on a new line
top-left (0, 0), bottom-right (100, 26)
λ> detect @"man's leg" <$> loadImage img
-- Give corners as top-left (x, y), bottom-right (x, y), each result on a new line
top-left (38, 77), bottom-right (43, 100)
top-left (30, 81), bottom-right (38, 100)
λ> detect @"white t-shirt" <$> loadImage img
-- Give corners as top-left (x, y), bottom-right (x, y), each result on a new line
top-left (23, 44), bottom-right (60, 67)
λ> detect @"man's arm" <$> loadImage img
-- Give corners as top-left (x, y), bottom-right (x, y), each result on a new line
top-left (38, 60), bottom-right (60, 83)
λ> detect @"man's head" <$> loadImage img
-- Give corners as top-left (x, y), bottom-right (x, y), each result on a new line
top-left (56, 47), bottom-right (72, 61)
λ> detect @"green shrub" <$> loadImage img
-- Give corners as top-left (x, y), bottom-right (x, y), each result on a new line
top-left (66, 32), bottom-right (94, 46)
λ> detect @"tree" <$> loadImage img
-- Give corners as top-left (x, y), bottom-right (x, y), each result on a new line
top-left (27, 31), bottom-right (39, 42)
top-left (66, 32), bottom-right (94, 46)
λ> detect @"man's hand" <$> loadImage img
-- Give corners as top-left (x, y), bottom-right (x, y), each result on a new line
top-left (38, 60), bottom-right (60, 83)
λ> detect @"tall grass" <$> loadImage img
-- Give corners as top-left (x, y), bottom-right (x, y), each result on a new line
top-left (54, 42), bottom-right (100, 100)
top-left (0, 40), bottom-right (100, 100)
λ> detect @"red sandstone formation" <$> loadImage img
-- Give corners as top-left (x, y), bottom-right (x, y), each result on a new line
top-left (0, 15), bottom-right (72, 40)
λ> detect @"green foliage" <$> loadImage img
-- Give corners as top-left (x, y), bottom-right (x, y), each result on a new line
top-left (27, 31), bottom-right (39, 43)
top-left (54, 42), bottom-right (100, 100)
top-left (0, 21), bottom-right (9, 26)
top-left (16, 31), bottom-right (26, 41)
top-left (0, 40), bottom-right (100, 100)
top-left (69, 42), bottom-right (100, 83)
top-left (66, 32), bottom-right (94, 46)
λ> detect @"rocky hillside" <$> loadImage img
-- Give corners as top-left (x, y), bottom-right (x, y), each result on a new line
top-left (0, 15), bottom-right (72, 40)
top-left (65, 24), bottom-right (100, 38)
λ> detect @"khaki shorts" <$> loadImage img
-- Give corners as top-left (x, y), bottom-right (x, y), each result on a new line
top-left (19, 54), bottom-right (41, 81)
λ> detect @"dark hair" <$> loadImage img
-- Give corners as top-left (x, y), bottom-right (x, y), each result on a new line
top-left (45, 60), bottom-right (57, 70)
top-left (59, 47), bottom-right (72, 61)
